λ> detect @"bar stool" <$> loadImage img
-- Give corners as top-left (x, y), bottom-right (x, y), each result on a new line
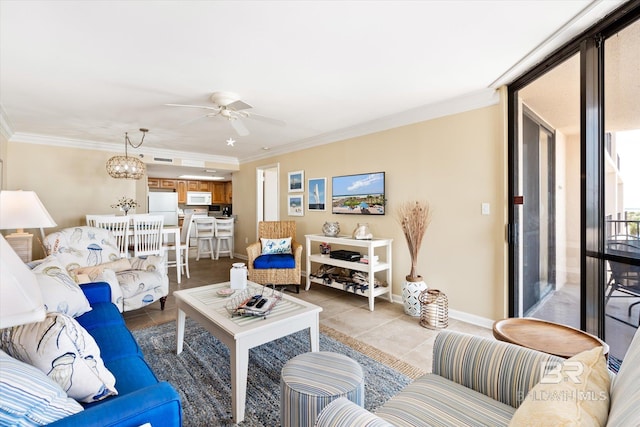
top-left (194, 217), bottom-right (215, 260)
top-left (214, 218), bottom-right (234, 259)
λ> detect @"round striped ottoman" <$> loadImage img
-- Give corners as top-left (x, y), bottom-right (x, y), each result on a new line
top-left (280, 351), bottom-right (364, 427)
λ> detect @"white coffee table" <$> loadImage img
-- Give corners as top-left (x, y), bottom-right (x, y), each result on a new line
top-left (174, 281), bottom-right (322, 423)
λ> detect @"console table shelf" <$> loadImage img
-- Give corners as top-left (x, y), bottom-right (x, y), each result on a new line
top-left (305, 234), bottom-right (393, 311)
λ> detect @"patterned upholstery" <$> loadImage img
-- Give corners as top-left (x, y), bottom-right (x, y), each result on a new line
top-left (44, 226), bottom-right (169, 312)
top-left (607, 325), bottom-right (640, 426)
top-left (315, 397), bottom-right (392, 427)
top-left (281, 351), bottom-right (364, 427)
top-left (315, 331), bottom-right (577, 427)
top-left (431, 330), bottom-right (563, 409)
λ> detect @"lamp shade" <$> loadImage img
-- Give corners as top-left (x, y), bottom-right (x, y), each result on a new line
top-left (0, 190), bottom-right (57, 231)
top-left (0, 234), bottom-right (46, 328)
top-left (106, 155), bottom-right (146, 179)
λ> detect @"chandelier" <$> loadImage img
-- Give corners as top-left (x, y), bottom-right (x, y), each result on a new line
top-left (106, 128), bottom-right (148, 180)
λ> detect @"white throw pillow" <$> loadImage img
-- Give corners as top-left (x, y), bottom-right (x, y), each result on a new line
top-left (260, 237), bottom-right (292, 255)
top-left (0, 312), bottom-right (118, 403)
top-left (74, 268), bottom-right (124, 312)
top-left (32, 256), bottom-right (92, 318)
top-left (510, 346), bottom-right (610, 427)
top-left (0, 349), bottom-right (83, 426)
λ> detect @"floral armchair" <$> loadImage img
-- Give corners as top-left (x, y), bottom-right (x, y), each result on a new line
top-left (43, 226), bottom-right (169, 312)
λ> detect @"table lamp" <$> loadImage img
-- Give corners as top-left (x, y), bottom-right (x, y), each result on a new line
top-left (0, 190), bottom-right (57, 262)
top-left (0, 234), bottom-right (46, 328)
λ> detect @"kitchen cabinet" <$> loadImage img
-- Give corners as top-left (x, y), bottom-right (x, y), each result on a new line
top-left (177, 180), bottom-right (187, 204)
top-left (160, 179), bottom-right (177, 190)
top-left (211, 182), bottom-right (226, 203)
top-left (149, 178), bottom-right (231, 204)
top-left (224, 181), bottom-right (232, 204)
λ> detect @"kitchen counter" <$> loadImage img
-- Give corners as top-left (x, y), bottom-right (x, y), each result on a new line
top-left (209, 213), bottom-right (237, 222)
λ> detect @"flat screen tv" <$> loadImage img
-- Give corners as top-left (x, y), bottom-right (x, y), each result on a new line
top-left (332, 172), bottom-right (385, 215)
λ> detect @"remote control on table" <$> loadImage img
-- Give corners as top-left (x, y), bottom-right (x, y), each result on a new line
top-left (255, 298), bottom-right (267, 309)
top-left (245, 295), bottom-right (261, 307)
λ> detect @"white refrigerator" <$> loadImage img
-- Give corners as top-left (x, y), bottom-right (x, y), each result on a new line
top-left (148, 192), bottom-right (179, 226)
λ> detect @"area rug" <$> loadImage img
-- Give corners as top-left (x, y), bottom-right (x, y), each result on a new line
top-left (132, 318), bottom-right (413, 426)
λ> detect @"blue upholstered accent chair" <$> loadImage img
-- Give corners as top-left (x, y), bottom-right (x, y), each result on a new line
top-left (246, 221), bottom-right (302, 293)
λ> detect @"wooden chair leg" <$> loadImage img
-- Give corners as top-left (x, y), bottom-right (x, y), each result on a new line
top-left (160, 296), bottom-right (167, 310)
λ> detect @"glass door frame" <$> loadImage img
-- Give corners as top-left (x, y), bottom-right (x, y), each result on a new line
top-left (507, 2), bottom-right (640, 339)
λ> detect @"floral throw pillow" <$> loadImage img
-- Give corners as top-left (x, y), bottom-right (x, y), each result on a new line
top-left (260, 237), bottom-right (292, 255)
top-left (0, 312), bottom-right (118, 403)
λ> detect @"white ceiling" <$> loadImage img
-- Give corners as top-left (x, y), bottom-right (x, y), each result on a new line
top-left (0, 0), bottom-right (627, 178)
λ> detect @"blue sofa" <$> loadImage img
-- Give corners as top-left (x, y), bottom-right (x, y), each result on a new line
top-left (47, 281), bottom-right (182, 427)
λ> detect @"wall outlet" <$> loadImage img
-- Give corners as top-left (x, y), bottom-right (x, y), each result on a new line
top-left (481, 202), bottom-right (490, 215)
top-left (245, 237), bottom-right (249, 244)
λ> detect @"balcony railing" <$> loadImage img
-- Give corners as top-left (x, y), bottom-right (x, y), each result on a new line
top-left (606, 219), bottom-right (640, 241)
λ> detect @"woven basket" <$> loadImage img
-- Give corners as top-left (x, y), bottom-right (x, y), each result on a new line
top-left (418, 289), bottom-right (448, 330)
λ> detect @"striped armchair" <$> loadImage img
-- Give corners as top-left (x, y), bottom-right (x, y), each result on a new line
top-left (316, 331), bottom-right (616, 427)
top-left (316, 329), bottom-right (640, 427)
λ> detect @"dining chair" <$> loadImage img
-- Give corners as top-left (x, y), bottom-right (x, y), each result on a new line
top-left (132, 215), bottom-right (164, 258)
top-left (606, 241), bottom-right (640, 326)
top-left (93, 215), bottom-right (131, 258)
top-left (86, 214), bottom-right (109, 227)
top-left (214, 218), bottom-right (234, 259)
top-left (194, 217), bottom-right (216, 261)
top-left (163, 212), bottom-right (195, 278)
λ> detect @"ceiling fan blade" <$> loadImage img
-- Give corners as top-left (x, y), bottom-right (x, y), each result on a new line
top-left (226, 99), bottom-right (252, 111)
top-left (178, 112), bottom-right (215, 126)
top-left (230, 118), bottom-right (250, 136)
top-left (165, 103), bottom-right (220, 111)
top-left (246, 112), bottom-right (286, 127)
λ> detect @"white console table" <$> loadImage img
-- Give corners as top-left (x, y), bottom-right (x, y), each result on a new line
top-left (305, 234), bottom-right (393, 311)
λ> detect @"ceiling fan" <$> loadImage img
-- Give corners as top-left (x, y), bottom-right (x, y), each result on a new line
top-left (165, 91), bottom-right (285, 136)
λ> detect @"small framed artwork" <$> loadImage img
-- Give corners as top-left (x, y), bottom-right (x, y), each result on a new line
top-left (288, 170), bottom-right (304, 192)
top-left (288, 194), bottom-right (304, 216)
top-left (308, 177), bottom-right (326, 211)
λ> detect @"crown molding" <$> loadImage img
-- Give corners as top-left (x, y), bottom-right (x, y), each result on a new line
top-left (240, 88), bottom-right (499, 163)
top-left (490, 0), bottom-right (627, 88)
top-left (7, 132), bottom-right (240, 168)
top-left (5, 88), bottom-right (498, 166)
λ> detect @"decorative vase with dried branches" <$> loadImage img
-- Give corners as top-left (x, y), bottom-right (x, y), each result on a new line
top-left (397, 200), bottom-right (432, 281)
top-left (397, 200), bottom-right (432, 316)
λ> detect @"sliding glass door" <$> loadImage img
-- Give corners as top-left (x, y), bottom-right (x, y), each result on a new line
top-left (509, 4), bottom-right (640, 360)
top-left (511, 55), bottom-right (580, 328)
top-left (602, 18), bottom-right (640, 362)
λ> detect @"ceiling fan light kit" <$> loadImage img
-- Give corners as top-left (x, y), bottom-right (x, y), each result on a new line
top-left (106, 128), bottom-right (148, 180)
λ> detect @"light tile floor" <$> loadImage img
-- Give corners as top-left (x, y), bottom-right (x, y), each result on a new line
top-left (123, 255), bottom-right (493, 372)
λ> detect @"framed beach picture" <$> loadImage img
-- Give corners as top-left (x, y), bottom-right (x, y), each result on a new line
top-left (308, 177), bottom-right (326, 211)
top-left (332, 171), bottom-right (386, 215)
top-left (288, 195), bottom-right (304, 216)
top-left (288, 170), bottom-right (304, 192)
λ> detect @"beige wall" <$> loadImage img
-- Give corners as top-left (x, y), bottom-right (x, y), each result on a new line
top-left (235, 102), bottom-right (508, 321)
top-left (4, 98), bottom-right (509, 321)
top-left (3, 142), bottom-right (137, 259)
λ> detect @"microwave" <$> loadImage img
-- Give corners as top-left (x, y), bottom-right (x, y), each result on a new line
top-left (186, 191), bottom-right (212, 205)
